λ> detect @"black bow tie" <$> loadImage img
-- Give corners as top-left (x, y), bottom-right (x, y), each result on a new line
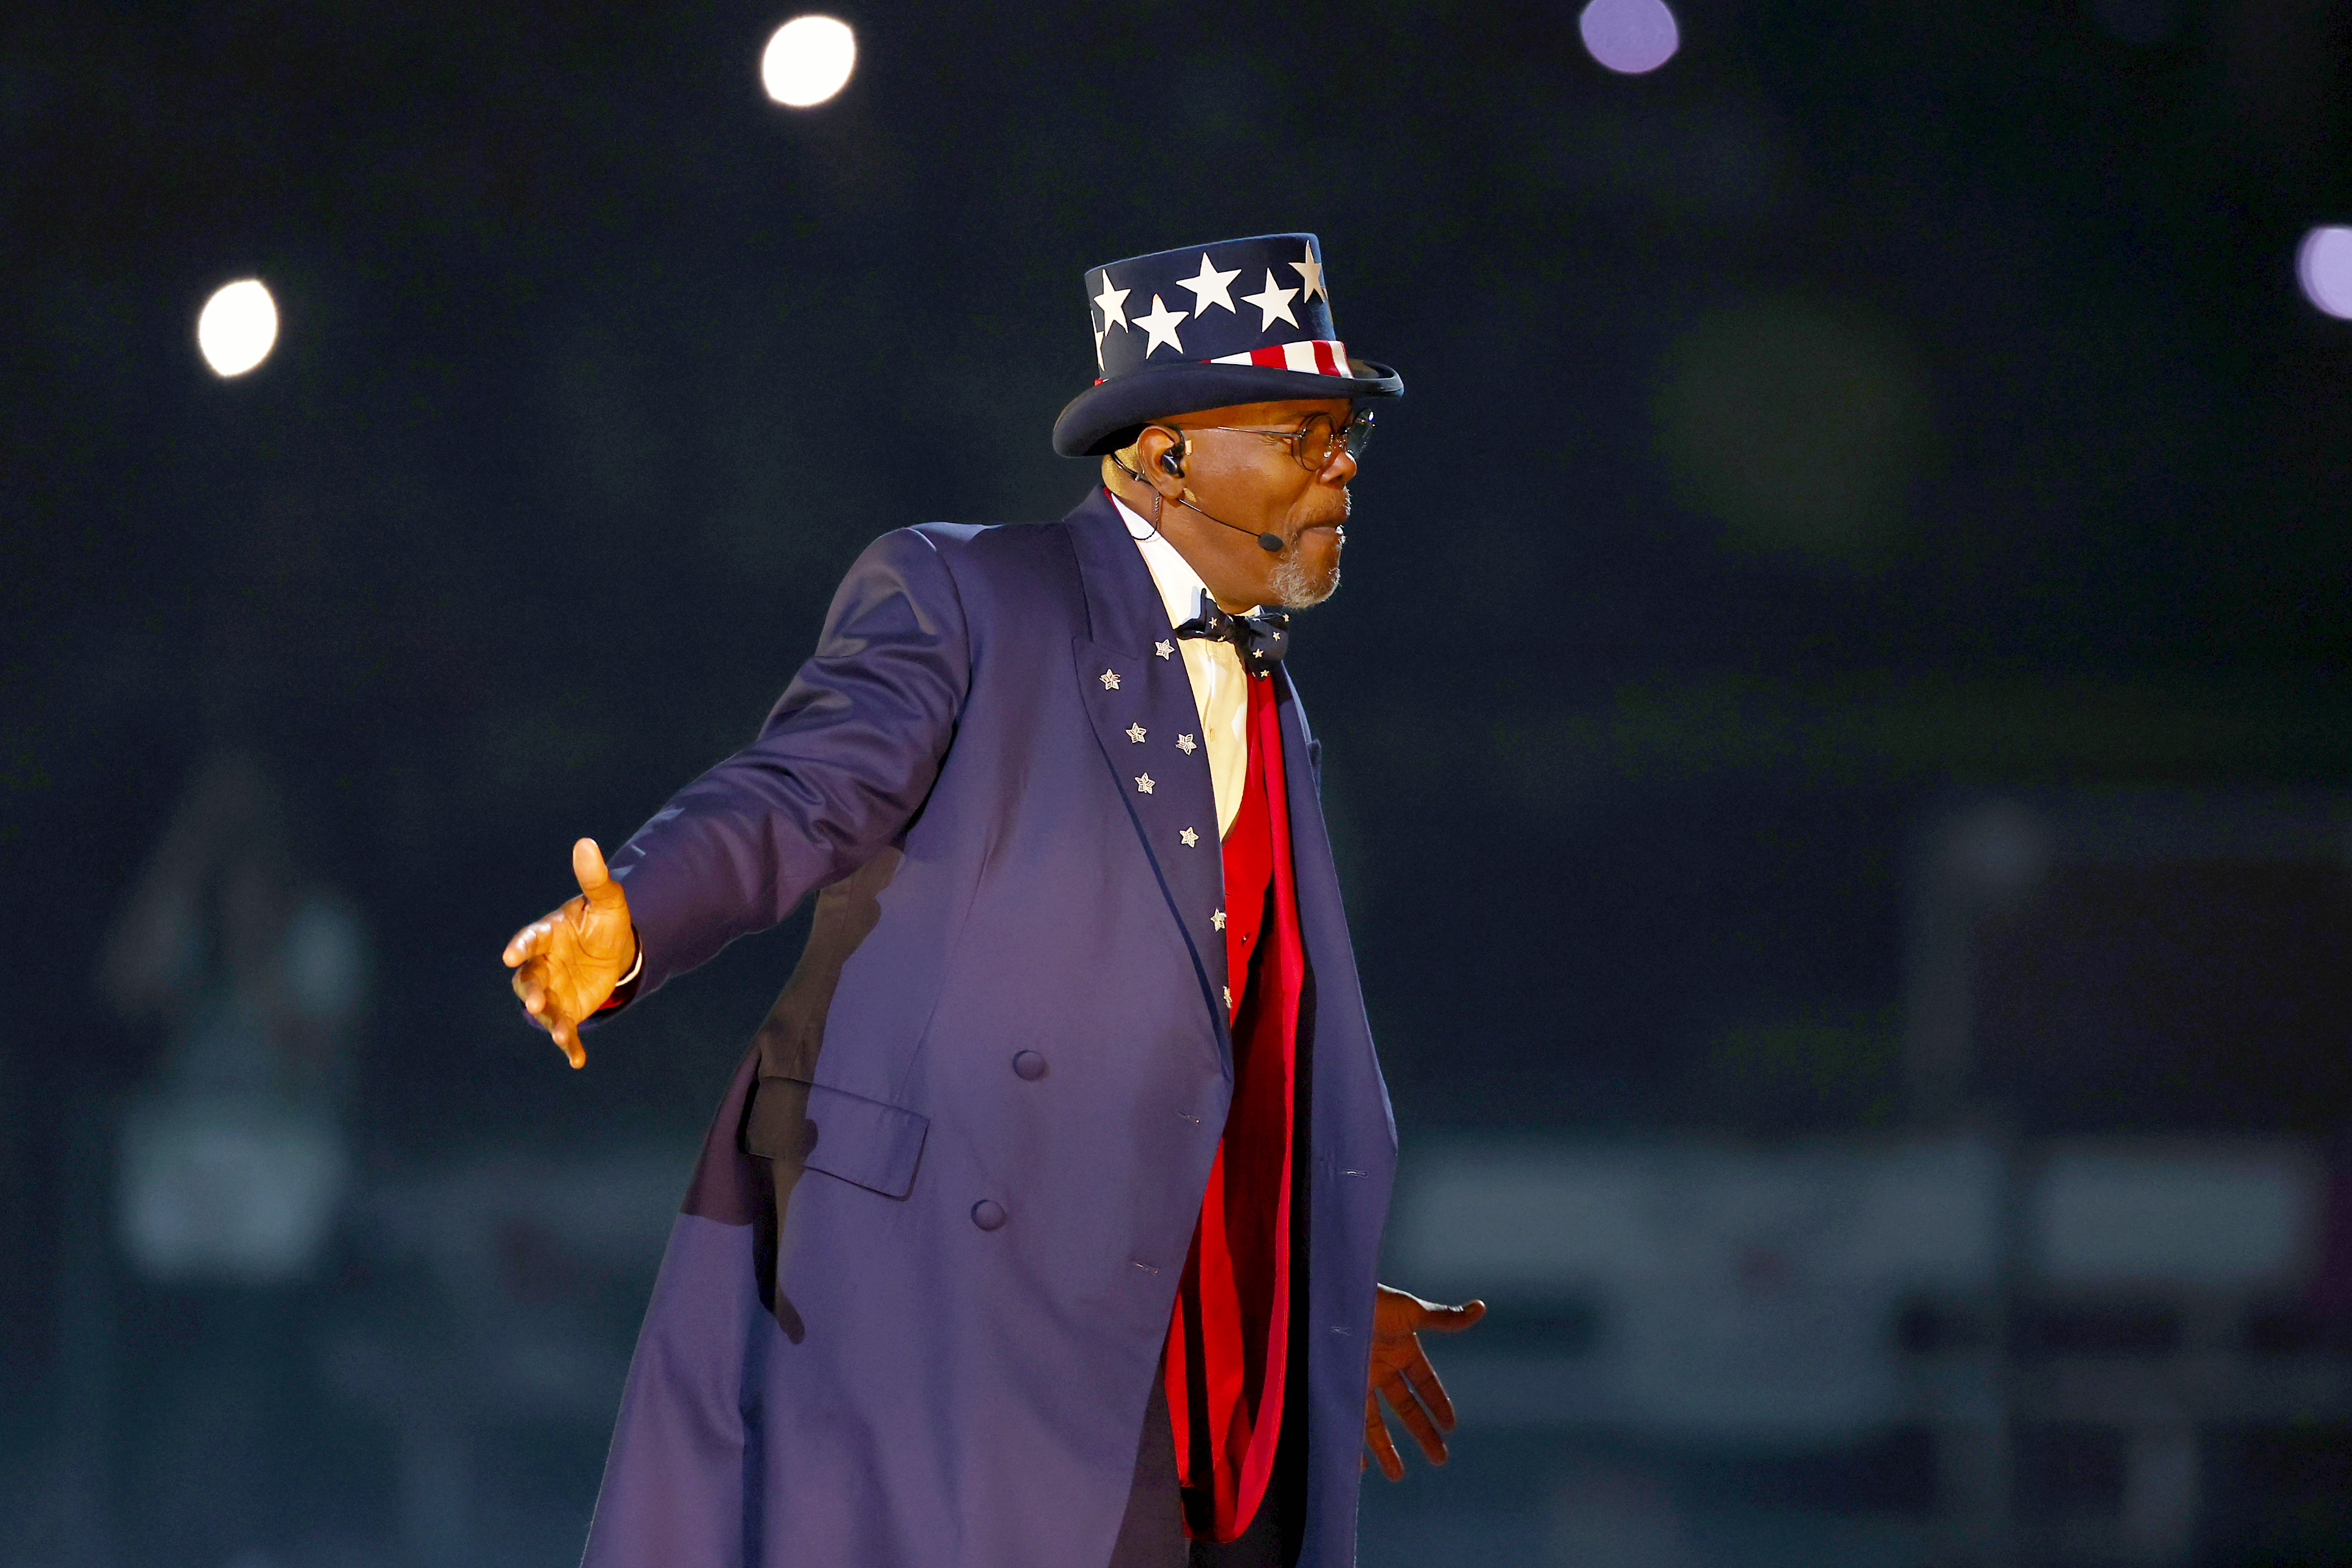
top-left (1174, 592), bottom-right (1291, 671)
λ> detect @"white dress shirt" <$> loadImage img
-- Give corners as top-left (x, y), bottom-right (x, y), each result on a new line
top-left (1111, 494), bottom-right (1253, 838)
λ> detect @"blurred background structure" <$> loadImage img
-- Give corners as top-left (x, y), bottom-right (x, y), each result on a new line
top-left (4, 0), bottom-right (2351, 1563)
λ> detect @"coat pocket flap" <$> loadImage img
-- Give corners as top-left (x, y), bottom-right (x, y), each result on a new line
top-left (744, 1076), bottom-right (929, 1200)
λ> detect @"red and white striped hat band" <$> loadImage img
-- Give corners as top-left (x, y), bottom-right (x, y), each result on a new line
top-left (1208, 339), bottom-right (1352, 376)
top-left (1091, 339), bottom-right (1352, 387)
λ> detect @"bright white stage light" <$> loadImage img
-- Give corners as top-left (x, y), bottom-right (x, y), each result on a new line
top-left (762, 15), bottom-right (856, 107)
top-left (197, 279), bottom-right (278, 378)
top-left (1579, 0), bottom-right (1681, 74)
top-left (2296, 226), bottom-right (2352, 319)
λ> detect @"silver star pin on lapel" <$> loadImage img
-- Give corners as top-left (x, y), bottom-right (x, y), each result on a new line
top-left (1099, 668), bottom-right (1121, 690)
top-left (1212, 909), bottom-right (1226, 930)
top-left (1155, 640), bottom-right (1174, 659)
top-left (1176, 734), bottom-right (1197, 754)
top-left (1126, 722), bottom-right (1146, 743)
top-left (1135, 774), bottom-right (1155, 794)
top-left (1179, 827), bottom-right (1199, 847)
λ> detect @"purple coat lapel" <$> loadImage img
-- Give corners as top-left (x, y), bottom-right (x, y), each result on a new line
top-left (1066, 497), bottom-right (1231, 1045)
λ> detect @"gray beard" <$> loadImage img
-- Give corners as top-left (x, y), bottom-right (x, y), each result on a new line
top-left (1268, 556), bottom-right (1339, 609)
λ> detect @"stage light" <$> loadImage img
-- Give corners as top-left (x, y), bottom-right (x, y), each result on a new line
top-left (196, 279), bottom-right (278, 378)
top-left (762, 15), bottom-right (856, 107)
top-left (2297, 226), bottom-right (2352, 319)
top-left (1580, 0), bottom-right (1680, 74)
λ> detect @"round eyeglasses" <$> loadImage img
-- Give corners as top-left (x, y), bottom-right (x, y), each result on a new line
top-left (1182, 408), bottom-right (1374, 472)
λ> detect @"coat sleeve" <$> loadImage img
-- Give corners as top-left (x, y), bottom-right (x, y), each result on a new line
top-left (604, 526), bottom-right (972, 1002)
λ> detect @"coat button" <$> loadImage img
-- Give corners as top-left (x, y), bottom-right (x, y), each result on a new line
top-left (971, 1199), bottom-right (1008, 1231)
top-left (1012, 1050), bottom-right (1048, 1080)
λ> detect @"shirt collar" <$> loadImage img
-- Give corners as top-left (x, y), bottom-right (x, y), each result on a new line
top-left (1109, 489), bottom-right (1257, 628)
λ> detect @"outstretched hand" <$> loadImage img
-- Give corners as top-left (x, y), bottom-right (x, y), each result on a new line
top-left (502, 837), bottom-right (636, 1069)
top-left (1363, 1284), bottom-right (1486, 1481)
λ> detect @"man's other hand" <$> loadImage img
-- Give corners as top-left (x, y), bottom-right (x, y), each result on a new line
top-left (502, 837), bottom-right (635, 1069)
top-left (1363, 1284), bottom-right (1486, 1481)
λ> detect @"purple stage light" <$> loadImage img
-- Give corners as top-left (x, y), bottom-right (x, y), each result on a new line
top-left (2297, 226), bottom-right (2352, 320)
top-left (1580, 0), bottom-right (1681, 75)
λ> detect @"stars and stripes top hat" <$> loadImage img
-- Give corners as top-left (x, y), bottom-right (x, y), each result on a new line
top-left (1051, 232), bottom-right (1403, 457)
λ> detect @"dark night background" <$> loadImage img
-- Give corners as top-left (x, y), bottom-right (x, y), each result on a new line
top-left (5, 0), bottom-right (2352, 1563)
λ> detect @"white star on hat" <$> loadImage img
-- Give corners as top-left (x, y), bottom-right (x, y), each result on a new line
top-left (1180, 827), bottom-right (1199, 847)
top-left (1093, 274), bottom-right (1131, 331)
top-left (1134, 294), bottom-right (1188, 357)
top-left (1242, 270), bottom-right (1298, 331)
top-left (1177, 252), bottom-right (1241, 316)
top-left (1135, 773), bottom-right (1156, 794)
top-left (1289, 245), bottom-right (1326, 301)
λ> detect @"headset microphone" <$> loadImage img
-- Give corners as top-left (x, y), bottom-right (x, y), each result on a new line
top-left (1184, 488), bottom-right (1285, 553)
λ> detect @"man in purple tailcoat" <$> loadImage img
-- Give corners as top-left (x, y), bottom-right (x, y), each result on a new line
top-left (503, 234), bottom-right (1482, 1567)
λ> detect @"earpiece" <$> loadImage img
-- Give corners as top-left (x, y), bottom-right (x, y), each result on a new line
top-left (1156, 428), bottom-right (1187, 479)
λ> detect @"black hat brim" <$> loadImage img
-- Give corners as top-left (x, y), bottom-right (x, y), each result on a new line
top-left (1052, 357), bottom-right (1403, 458)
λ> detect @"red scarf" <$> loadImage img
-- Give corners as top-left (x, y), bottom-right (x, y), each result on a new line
top-left (1162, 668), bottom-right (1304, 1542)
